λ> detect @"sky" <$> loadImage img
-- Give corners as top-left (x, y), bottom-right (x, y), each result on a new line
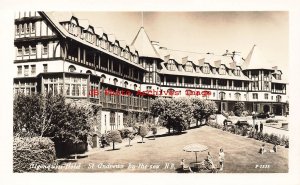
top-left (71, 11), bottom-right (288, 78)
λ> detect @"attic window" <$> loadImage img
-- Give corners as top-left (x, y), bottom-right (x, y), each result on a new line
top-left (167, 60), bottom-right (176, 71)
top-left (202, 64), bottom-right (210, 74)
top-left (235, 68), bottom-right (241, 76)
top-left (185, 62), bottom-right (193, 72)
top-left (219, 66), bottom-right (226, 75)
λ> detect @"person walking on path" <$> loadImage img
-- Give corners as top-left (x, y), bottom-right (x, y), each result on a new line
top-left (260, 122), bottom-right (264, 133)
top-left (218, 148), bottom-right (225, 171)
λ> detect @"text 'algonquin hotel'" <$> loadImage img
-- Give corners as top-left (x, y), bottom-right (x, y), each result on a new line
top-left (13, 11), bottom-right (288, 133)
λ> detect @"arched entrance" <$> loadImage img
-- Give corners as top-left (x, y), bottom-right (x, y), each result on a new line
top-left (263, 105), bottom-right (270, 113)
top-left (274, 105), bottom-right (283, 115)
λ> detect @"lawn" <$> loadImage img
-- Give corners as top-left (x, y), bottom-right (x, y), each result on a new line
top-left (58, 126), bottom-right (288, 173)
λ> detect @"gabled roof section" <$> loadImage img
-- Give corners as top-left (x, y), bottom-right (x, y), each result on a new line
top-left (87, 25), bottom-right (95, 34)
top-left (131, 27), bottom-right (160, 58)
top-left (78, 19), bottom-right (89, 29)
top-left (242, 45), bottom-right (274, 70)
top-left (94, 27), bottom-right (105, 37)
top-left (107, 34), bottom-right (116, 43)
top-left (119, 40), bottom-right (127, 49)
top-left (70, 16), bottom-right (79, 25)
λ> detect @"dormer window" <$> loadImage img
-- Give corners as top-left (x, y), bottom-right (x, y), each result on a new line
top-left (114, 46), bottom-right (118, 54)
top-left (277, 74), bottom-right (282, 80)
top-left (202, 64), bottom-right (210, 74)
top-left (167, 60), bottom-right (176, 71)
top-left (219, 66), bottom-right (226, 75)
top-left (212, 68), bottom-right (216, 74)
top-left (235, 68), bottom-right (241, 76)
top-left (129, 53), bottom-right (133, 61)
top-left (185, 62), bottom-right (193, 72)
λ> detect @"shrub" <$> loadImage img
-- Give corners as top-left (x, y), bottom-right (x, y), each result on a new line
top-left (118, 129), bottom-right (130, 139)
top-left (233, 102), bottom-right (245, 117)
top-left (151, 127), bottom-right (158, 140)
top-left (241, 127), bottom-right (248, 136)
top-left (254, 132), bottom-right (264, 141)
top-left (248, 130), bottom-right (255, 138)
top-left (13, 137), bottom-right (57, 173)
top-left (106, 130), bottom-right (122, 150)
top-left (228, 126), bottom-right (236, 134)
top-left (285, 139), bottom-right (289, 148)
top-left (280, 136), bottom-right (289, 146)
top-left (262, 133), bottom-right (270, 142)
top-left (269, 134), bottom-right (281, 145)
top-left (138, 125), bottom-right (149, 143)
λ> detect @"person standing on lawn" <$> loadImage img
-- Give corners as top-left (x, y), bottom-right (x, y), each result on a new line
top-left (260, 122), bottom-right (264, 133)
top-left (218, 148), bottom-right (225, 171)
top-left (255, 123), bottom-right (259, 133)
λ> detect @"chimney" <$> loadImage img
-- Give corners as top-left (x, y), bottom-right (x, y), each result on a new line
top-left (151, 41), bottom-right (160, 51)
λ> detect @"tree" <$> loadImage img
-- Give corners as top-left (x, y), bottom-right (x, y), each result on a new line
top-left (106, 130), bottom-right (122, 150)
top-left (13, 93), bottom-right (92, 144)
top-left (234, 102), bottom-right (245, 117)
top-left (151, 127), bottom-right (158, 140)
top-left (164, 98), bottom-right (193, 133)
top-left (149, 98), bottom-right (167, 117)
top-left (128, 133), bottom-right (135, 146)
top-left (138, 125), bottom-right (149, 143)
top-left (191, 98), bottom-right (217, 127)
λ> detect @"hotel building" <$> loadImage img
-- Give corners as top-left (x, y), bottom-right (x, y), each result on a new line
top-left (13, 11), bottom-right (288, 135)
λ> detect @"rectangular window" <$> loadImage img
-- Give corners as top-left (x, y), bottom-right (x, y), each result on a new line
top-left (31, 65), bottom-right (36, 75)
top-left (30, 46), bottom-right (36, 55)
top-left (253, 93), bottom-right (258, 99)
top-left (110, 112), bottom-right (115, 124)
top-left (42, 44), bottom-right (48, 55)
top-left (264, 93), bottom-right (268, 100)
top-left (24, 65), bottom-right (29, 76)
top-left (26, 24), bottom-right (30, 33)
top-left (17, 48), bottom-right (22, 56)
top-left (20, 24), bottom-right (24, 34)
top-left (43, 64), bottom-right (48, 73)
top-left (15, 25), bottom-right (19, 35)
top-left (17, 66), bottom-right (22, 75)
top-left (264, 81), bottom-right (269, 90)
top-left (31, 22), bottom-right (36, 33)
top-left (24, 47), bottom-right (29, 55)
top-left (252, 81), bottom-right (259, 90)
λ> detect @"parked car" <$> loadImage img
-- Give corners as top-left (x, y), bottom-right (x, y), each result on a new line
top-left (235, 120), bottom-right (251, 129)
top-left (256, 113), bottom-right (270, 119)
top-left (269, 113), bottom-right (275, 118)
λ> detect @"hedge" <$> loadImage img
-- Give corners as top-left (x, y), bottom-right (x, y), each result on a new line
top-left (208, 121), bottom-right (289, 148)
top-left (13, 137), bottom-right (57, 173)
